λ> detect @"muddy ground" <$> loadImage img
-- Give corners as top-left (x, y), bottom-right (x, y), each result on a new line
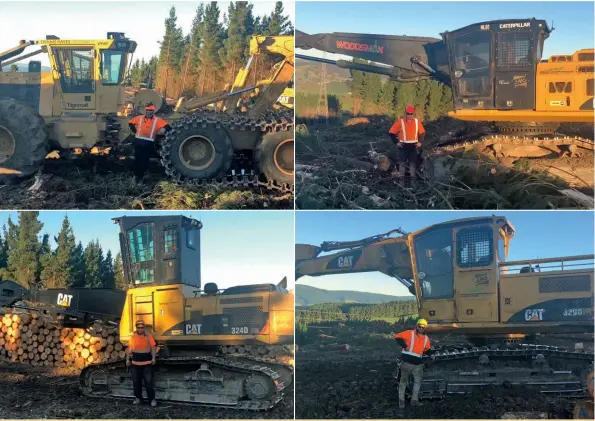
top-left (0, 157), bottom-right (292, 210)
top-left (295, 117), bottom-right (594, 210)
top-left (0, 362), bottom-right (293, 419)
top-left (295, 332), bottom-right (593, 419)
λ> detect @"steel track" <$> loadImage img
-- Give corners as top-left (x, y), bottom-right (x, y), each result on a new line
top-left (397, 343), bottom-right (594, 400)
top-left (80, 354), bottom-right (292, 410)
top-left (160, 110), bottom-right (294, 193)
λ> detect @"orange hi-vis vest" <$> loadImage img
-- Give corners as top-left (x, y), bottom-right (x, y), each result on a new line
top-left (129, 115), bottom-right (168, 142)
top-left (129, 332), bottom-right (156, 366)
top-left (395, 329), bottom-right (430, 362)
top-left (389, 118), bottom-right (425, 143)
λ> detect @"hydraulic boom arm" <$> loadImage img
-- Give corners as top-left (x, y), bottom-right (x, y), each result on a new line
top-left (295, 29), bottom-right (450, 85)
top-left (295, 230), bottom-right (416, 295)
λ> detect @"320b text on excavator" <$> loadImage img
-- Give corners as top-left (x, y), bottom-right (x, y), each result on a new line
top-left (296, 215), bottom-right (594, 401)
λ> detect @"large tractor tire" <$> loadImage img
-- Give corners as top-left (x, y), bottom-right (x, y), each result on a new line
top-left (0, 98), bottom-right (48, 179)
top-left (256, 131), bottom-right (294, 185)
top-left (160, 116), bottom-right (233, 181)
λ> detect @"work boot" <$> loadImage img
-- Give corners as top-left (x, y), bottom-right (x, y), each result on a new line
top-left (410, 400), bottom-right (423, 407)
top-left (151, 399), bottom-right (157, 407)
top-left (399, 400), bottom-right (405, 409)
top-left (133, 398), bottom-right (140, 405)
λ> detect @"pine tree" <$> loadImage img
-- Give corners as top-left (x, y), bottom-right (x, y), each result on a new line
top-left (394, 82), bottom-right (417, 117)
top-left (199, 2), bottom-right (224, 93)
top-left (101, 250), bottom-right (116, 289)
top-left (413, 79), bottom-right (431, 120)
top-left (114, 252), bottom-right (127, 291)
top-left (71, 241), bottom-right (85, 288)
top-left (157, 6), bottom-right (185, 94)
top-left (426, 80), bottom-right (444, 120)
top-left (40, 216), bottom-right (76, 289)
top-left (3, 212), bottom-right (43, 288)
top-left (83, 240), bottom-right (102, 288)
top-left (130, 59), bottom-right (142, 87)
top-left (180, 4), bottom-right (204, 95)
top-left (221, 2), bottom-right (252, 83)
top-left (0, 227), bottom-right (8, 273)
top-left (439, 84), bottom-right (454, 115)
top-left (266, 1), bottom-right (292, 35)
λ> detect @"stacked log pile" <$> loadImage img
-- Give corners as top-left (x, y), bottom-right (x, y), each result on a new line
top-left (0, 311), bottom-right (125, 368)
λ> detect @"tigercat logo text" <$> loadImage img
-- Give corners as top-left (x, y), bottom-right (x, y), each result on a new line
top-left (336, 40), bottom-right (384, 55)
top-left (185, 324), bottom-right (202, 335)
top-left (66, 103), bottom-right (90, 109)
top-left (57, 293), bottom-right (73, 307)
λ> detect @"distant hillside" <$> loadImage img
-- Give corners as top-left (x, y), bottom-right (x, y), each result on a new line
top-left (1, 64), bottom-right (51, 72)
top-left (296, 57), bottom-right (351, 94)
top-left (296, 284), bottom-right (412, 306)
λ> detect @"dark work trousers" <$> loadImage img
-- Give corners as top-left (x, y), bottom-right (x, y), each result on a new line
top-left (131, 364), bottom-right (155, 401)
top-left (133, 138), bottom-right (155, 181)
top-left (397, 143), bottom-right (419, 178)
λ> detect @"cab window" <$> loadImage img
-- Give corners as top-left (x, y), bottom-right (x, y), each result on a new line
top-left (101, 50), bottom-right (125, 85)
top-left (127, 224), bottom-right (155, 285)
top-left (54, 48), bottom-right (94, 93)
top-left (414, 228), bottom-right (454, 299)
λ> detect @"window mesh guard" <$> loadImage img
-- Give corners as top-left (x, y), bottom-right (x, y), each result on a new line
top-left (457, 227), bottom-right (493, 268)
top-left (498, 32), bottom-right (532, 67)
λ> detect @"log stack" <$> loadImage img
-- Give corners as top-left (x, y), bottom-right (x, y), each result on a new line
top-left (0, 311), bottom-right (125, 368)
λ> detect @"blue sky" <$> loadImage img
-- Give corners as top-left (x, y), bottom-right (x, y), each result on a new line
top-left (296, 1), bottom-right (594, 60)
top-left (296, 211), bottom-right (594, 295)
top-left (0, 211), bottom-right (295, 289)
top-left (0, 1), bottom-right (294, 65)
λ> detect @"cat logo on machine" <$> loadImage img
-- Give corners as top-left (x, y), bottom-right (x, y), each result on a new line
top-left (525, 308), bottom-right (545, 321)
top-left (185, 324), bottom-right (202, 335)
top-left (338, 255), bottom-right (354, 268)
top-left (57, 293), bottom-right (73, 307)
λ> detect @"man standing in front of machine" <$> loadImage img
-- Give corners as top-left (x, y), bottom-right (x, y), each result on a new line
top-left (126, 320), bottom-right (158, 407)
top-left (394, 318), bottom-right (433, 409)
top-left (388, 105), bottom-right (425, 183)
top-left (128, 103), bottom-right (170, 184)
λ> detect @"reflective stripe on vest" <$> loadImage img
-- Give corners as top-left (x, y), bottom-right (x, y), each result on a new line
top-left (401, 329), bottom-right (428, 358)
top-left (135, 116), bottom-right (160, 142)
top-left (399, 118), bottom-right (419, 143)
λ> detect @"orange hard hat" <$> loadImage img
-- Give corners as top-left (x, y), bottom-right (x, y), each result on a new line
top-left (135, 320), bottom-right (145, 327)
top-left (145, 104), bottom-right (156, 111)
top-left (405, 105), bottom-right (415, 114)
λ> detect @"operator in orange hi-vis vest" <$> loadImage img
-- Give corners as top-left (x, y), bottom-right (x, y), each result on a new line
top-left (388, 104), bottom-right (425, 180)
top-left (394, 318), bottom-right (436, 409)
top-left (128, 103), bottom-right (170, 184)
top-left (125, 319), bottom-right (158, 407)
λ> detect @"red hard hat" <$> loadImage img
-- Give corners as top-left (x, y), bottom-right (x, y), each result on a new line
top-left (145, 105), bottom-right (156, 111)
top-left (405, 105), bottom-right (415, 114)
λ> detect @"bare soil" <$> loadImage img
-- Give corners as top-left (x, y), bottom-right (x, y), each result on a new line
top-left (0, 157), bottom-right (292, 210)
top-left (295, 117), bottom-right (594, 210)
top-left (0, 362), bottom-right (293, 419)
top-left (295, 331), bottom-right (593, 419)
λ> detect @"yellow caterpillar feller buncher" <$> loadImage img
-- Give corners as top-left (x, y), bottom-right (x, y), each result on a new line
top-left (296, 18), bottom-right (594, 180)
top-left (0, 33), bottom-right (294, 191)
top-left (1, 214), bottom-right (294, 410)
top-left (295, 215), bottom-right (594, 399)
